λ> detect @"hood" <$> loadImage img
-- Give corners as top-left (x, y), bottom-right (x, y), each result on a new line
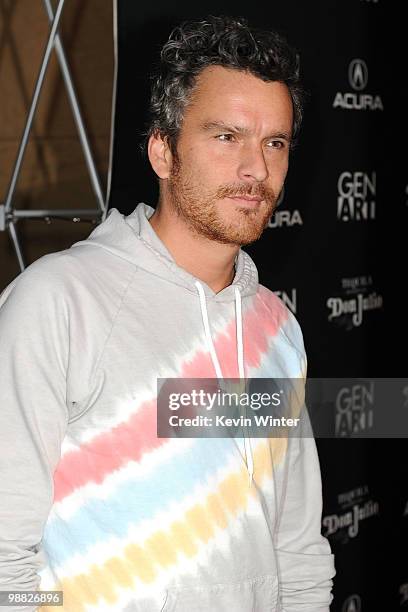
top-left (81, 202), bottom-right (259, 303)
top-left (74, 202), bottom-right (260, 485)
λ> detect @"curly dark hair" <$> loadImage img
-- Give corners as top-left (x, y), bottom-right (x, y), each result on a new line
top-left (143, 15), bottom-right (304, 155)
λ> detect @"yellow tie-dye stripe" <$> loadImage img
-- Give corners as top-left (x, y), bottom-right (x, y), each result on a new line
top-left (42, 437), bottom-right (287, 612)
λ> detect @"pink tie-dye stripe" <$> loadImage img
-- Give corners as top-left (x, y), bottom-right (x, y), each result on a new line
top-left (53, 287), bottom-right (288, 501)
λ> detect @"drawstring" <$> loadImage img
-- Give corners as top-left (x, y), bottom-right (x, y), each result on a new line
top-left (233, 287), bottom-right (254, 486)
top-left (195, 281), bottom-right (223, 380)
top-left (194, 281), bottom-right (254, 486)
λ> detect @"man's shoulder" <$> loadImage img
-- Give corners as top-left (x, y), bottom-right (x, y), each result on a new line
top-left (1, 249), bottom-right (75, 304)
top-left (0, 241), bottom-right (133, 309)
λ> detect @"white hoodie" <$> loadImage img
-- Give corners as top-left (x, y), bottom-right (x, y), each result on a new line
top-left (0, 202), bottom-right (335, 611)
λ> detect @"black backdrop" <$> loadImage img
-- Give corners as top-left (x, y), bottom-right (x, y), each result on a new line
top-left (108, 2), bottom-right (407, 610)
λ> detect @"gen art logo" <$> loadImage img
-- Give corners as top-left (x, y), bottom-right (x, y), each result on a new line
top-left (335, 381), bottom-right (374, 437)
top-left (337, 171), bottom-right (376, 221)
top-left (273, 289), bottom-right (297, 314)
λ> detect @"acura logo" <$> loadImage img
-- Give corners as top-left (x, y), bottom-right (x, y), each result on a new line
top-left (342, 594), bottom-right (362, 612)
top-left (348, 59), bottom-right (368, 91)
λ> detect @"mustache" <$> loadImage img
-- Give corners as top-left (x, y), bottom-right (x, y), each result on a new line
top-left (216, 183), bottom-right (276, 203)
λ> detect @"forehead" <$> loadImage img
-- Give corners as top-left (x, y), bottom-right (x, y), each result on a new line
top-left (184, 65), bottom-right (293, 132)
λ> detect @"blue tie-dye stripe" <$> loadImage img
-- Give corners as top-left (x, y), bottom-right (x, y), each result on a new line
top-left (43, 320), bottom-right (301, 569)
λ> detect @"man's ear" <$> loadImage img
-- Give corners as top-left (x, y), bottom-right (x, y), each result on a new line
top-left (147, 131), bottom-right (172, 179)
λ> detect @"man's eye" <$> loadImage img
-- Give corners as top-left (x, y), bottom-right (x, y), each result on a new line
top-left (266, 140), bottom-right (285, 149)
top-left (216, 134), bottom-right (234, 142)
top-left (268, 140), bottom-right (287, 149)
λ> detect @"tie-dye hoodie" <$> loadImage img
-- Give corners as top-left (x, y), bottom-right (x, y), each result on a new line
top-left (0, 202), bottom-right (335, 611)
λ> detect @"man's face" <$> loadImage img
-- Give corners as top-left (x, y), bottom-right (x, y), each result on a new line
top-left (164, 65), bottom-right (293, 246)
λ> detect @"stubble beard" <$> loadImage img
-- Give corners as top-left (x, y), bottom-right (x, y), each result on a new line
top-left (167, 153), bottom-right (278, 246)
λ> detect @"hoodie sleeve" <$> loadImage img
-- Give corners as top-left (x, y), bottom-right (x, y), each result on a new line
top-left (0, 265), bottom-right (69, 612)
top-left (274, 401), bottom-right (336, 611)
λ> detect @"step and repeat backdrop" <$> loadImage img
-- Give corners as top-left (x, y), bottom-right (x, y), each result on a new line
top-left (109, 1), bottom-right (407, 610)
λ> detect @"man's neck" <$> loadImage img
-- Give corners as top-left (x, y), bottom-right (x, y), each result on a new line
top-left (148, 205), bottom-right (238, 294)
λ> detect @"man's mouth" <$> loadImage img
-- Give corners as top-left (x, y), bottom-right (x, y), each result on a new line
top-left (227, 195), bottom-right (263, 206)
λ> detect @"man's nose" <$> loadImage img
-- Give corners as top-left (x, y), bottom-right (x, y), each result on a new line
top-left (236, 144), bottom-right (269, 183)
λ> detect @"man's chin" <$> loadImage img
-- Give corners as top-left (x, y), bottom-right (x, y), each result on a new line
top-left (216, 205), bottom-right (272, 244)
top-left (218, 223), bottom-right (268, 247)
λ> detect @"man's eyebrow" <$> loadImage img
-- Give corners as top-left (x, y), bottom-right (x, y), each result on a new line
top-left (200, 120), bottom-right (291, 141)
top-left (201, 121), bottom-right (249, 134)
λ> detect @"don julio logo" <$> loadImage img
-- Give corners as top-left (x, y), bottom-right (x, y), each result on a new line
top-left (322, 484), bottom-right (379, 546)
top-left (327, 292), bottom-right (383, 327)
top-left (342, 594), bottom-right (362, 612)
top-left (323, 499), bottom-right (379, 538)
top-left (337, 171), bottom-right (376, 221)
top-left (327, 275), bottom-right (383, 329)
top-left (323, 482), bottom-right (379, 541)
top-left (333, 58), bottom-right (383, 110)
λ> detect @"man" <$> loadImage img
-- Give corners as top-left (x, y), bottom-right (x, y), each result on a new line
top-left (0, 15), bottom-right (335, 612)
